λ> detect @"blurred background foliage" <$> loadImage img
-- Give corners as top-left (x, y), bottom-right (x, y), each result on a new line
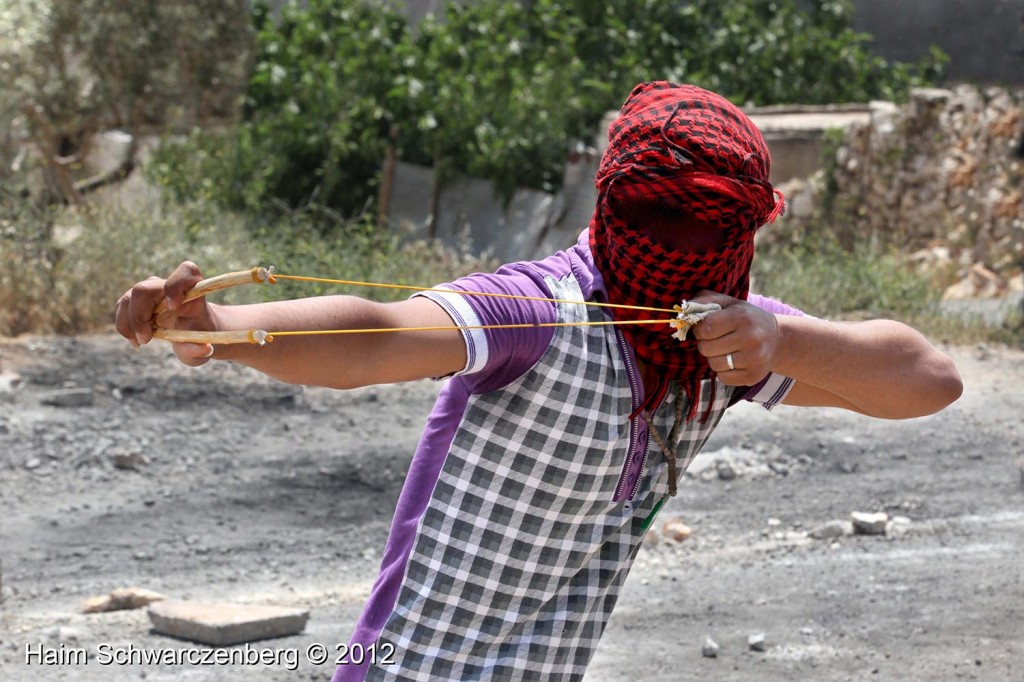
top-left (146, 0), bottom-right (946, 217)
top-left (2, 0), bottom-right (967, 338)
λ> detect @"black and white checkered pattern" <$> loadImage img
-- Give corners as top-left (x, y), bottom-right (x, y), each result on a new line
top-left (367, 274), bottom-right (734, 681)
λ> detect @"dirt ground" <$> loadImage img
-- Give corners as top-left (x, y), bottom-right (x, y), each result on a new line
top-left (0, 333), bottom-right (1021, 681)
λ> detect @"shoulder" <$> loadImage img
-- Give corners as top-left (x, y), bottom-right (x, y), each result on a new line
top-left (419, 233), bottom-right (600, 392)
top-left (482, 229), bottom-right (604, 301)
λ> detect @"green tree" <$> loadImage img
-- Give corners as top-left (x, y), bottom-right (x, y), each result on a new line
top-left (151, 0), bottom-right (945, 223)
top-left (678, 0), bottom-right (945, 105)
top-left (407, 1), bottom-right (590, 200)
top-left (231, 0), bottom-right (416, 215)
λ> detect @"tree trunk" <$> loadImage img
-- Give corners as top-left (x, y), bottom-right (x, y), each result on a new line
top-left (376, 125), bottom-right (399, 229)
top-left (428, 145), bottom-right (444, 240)
top-left (50, 159), bottom-right (83, 207)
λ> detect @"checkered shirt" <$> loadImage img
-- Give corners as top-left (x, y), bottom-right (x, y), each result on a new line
top-left (364, 273), bottom-right (735, 681)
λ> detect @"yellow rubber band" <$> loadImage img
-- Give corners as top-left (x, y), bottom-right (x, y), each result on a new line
top-left (270, 273), bottom-right (676, 315)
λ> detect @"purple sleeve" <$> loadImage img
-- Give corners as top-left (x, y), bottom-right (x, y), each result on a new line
top-left (417, 262), bottom-right (558, 394)
top-left (746, 293), bottom-right (806, 318)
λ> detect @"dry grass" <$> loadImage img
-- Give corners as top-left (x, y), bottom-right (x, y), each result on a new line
top-left (2, 186), bottom-right (1016, 347)
top-left (0, 192), bottom-right (497, 337)
top-left (0, 192), bottom-right (258, 337)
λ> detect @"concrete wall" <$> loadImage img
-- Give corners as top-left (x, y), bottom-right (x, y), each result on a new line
top-left (387, 162), bottom-right (567, 263)
top-left (746, 106), bottom-right (872, 183)
top-left (387, 158), bottom-right (595, 263)
top-left (384, 108), bottom-right (876, 262)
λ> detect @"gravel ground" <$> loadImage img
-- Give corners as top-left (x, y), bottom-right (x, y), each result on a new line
top-left (0, 334), bottom-right (1021, 681)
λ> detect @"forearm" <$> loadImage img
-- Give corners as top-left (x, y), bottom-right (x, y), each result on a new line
top-left (204, 296), bottom-right (464, 389)
top-left (774, 316), bottom-right (963, 418)
top-left (116, 262), bottom-right (464, 386)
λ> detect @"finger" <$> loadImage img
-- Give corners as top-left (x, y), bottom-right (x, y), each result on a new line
top-left (706, 352), bottom-right (756, 387)
top-left (688, 290), bottom-right (745, 340)
top-left (706, 350), bottom-right (738, 375)
top-left (113, 292), bottom-right (139, 348)
top-left (125, 276), bottom-right (166, 346)
top-left (692, 306), bottom-right (743, 342)
top-left (696, 331), bottom-right (740, 359)
top-left (689, 290), bottom-right (738, 309)
top-left (163, 261), bottom-right (205, 312)
top-left (171, 342), bottom-right (215, 367)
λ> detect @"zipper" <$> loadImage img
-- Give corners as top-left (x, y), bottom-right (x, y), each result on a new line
top-left (613, 328), bottom-right (667, 502)
top-left (629, 384), bottom-right (670, 501)
top-left (612, 328), bottom-right (640, 501)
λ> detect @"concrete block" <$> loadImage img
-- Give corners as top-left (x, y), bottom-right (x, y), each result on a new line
top-left (851, 511), bottom-right (889, 536)
top-left (41, 388), bottom-right (94, 408)
top-left (148, 601), bottom-right (309, 646)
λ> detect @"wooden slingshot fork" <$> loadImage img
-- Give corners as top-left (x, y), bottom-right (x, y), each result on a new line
top-left (153, 267), bottom-right (277, 346)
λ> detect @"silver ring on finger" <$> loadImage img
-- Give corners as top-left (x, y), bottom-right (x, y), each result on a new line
top-left (725, 353), bottom-right (735, 371)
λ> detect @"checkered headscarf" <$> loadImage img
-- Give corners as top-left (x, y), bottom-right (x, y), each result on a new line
top-left (589, 81), bottom-right (784, 416)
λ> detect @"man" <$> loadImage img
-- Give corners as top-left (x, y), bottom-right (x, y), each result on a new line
top-left (116, 82), bottom-right (962, 681)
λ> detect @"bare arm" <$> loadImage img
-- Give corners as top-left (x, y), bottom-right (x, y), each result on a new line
top-left (206, 296), bottom-right (465, 388)
top-left (115, 262), bottom-right (466, 389)
top-left (769, 316), bottom-right (962, 417)
top-left (691, 292), bottom-right (963, 419)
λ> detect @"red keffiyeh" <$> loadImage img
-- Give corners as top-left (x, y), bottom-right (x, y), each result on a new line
top-left (589, 81), bottom-right (784, 418)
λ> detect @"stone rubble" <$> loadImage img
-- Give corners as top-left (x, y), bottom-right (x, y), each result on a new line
top-left (0, 370), bottom-right (23, 399)
top-left (40, 388), bottom-right (95, 408)
top-left (886, 515), bottom-right (914, 538)
top-left (687, 444), bottom-right (798, 482)
top-left (802, 518), bottom-right (851, 540)
top-left (110, 450), bottom-right (149, 471)
top-left (661, 518), bottom-right (693, 543)
top-left (850, 511), bottom-right (890, 536)
top-left (82, 587), bottom-right (168, 614)
top-left (1, 336), bottom-right (1019, 679)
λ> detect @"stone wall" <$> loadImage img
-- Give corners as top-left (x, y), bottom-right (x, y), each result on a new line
top-left (772, 86), bottom-right (1024, 299)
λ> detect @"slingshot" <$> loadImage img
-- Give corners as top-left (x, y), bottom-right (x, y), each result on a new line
top-left (150, 266), bottom-right (721, 346)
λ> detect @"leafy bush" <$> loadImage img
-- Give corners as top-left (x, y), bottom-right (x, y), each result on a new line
top-left (3, 0), bottom-right (957, 339)
top-left (150, 0), bottom-right (946, 222)
top-left (250, 216), bottom-right (499, 302)
top-left (0, 0), bottom-right (252, 204)
top-left (675, 0), bottom-right (947, 106)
